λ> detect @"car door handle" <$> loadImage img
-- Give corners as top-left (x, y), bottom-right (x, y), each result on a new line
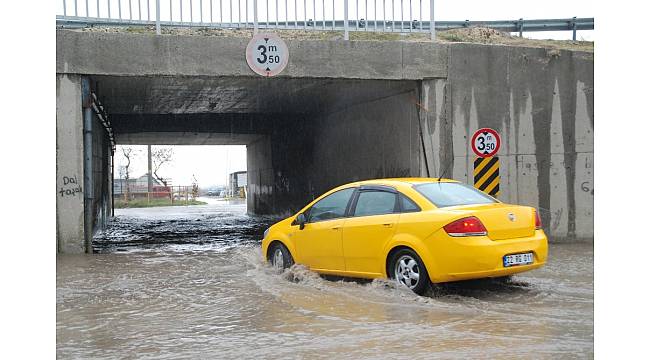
top-left (331, 226), bottom-right (341, 231)
top-left (382, 223), bottom-right (394, 228)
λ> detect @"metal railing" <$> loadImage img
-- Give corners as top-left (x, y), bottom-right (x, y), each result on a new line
top-left (113, 185), bottom-right (197, 205)
top-left (56, 0), bottom-right (593, 40)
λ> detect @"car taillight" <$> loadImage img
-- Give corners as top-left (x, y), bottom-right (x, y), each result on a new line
top-left (535, 210), bottom-right (542, 230)
top-left (444, 216), bottom-right (487, 237)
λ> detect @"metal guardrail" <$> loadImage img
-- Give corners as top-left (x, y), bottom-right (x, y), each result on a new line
top-left (56, 1), bottom-right (593, 40)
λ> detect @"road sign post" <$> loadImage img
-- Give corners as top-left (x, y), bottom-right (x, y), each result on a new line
top-left (471, 128), bottom-right (501, 197)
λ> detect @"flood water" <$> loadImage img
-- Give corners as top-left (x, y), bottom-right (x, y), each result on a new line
top-left (57, 199), bottom-right (594, 359)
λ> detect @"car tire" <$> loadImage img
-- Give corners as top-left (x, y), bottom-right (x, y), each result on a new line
top-left (269, 242), bottom-right (294, 271)
top-left (389, 248), bottom-right (431, 296)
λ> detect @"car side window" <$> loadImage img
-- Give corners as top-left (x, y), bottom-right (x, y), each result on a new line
top-left (307, 188), bottom-right (355, 222)
top-left (399, 194), bottom-right (421, 213)
top-left (353, 191), bottom-right (397, 217)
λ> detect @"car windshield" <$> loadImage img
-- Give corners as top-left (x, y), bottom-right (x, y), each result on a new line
top-left (414, 182), bottom-right (496, 208)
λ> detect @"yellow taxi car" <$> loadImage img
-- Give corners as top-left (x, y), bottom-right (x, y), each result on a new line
top-left (262, 178), bottom-right (548, 295)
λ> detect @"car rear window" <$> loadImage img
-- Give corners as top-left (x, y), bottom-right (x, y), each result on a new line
top-left (414, 182), bottom-right (496, 208)
top-left (399, 194), bottom-right (420, 213)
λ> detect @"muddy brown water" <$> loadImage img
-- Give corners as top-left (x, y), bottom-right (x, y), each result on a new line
top-left (57, 199), bottom-right (593, 359)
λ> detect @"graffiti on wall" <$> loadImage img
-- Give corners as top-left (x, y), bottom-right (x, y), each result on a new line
top-left (59, 175), bottom-right (82, 198)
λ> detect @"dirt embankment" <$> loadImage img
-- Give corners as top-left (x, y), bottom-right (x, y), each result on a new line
top-left (76, 25), bottom-right (593, 52)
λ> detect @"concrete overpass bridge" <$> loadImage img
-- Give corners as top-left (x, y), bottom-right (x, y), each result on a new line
top-left (56, 29), bottom-right (593, 253)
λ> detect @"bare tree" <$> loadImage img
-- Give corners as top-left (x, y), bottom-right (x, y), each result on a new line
top-left (120, 146), bottom-right (141, 202)
top-left (191, 174), bottom-right (199, 201)
top-left (118, 165), bottom-right (126, 197)
top-left (152, 147), bottom-right (174, 187)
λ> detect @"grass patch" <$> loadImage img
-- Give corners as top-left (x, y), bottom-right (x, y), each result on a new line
top-left (114, 198), bottom-right (207, 209)
top-left (78, 26), bottom-right (592, 52)
top-left (436, 27), bottom-right (593, 52)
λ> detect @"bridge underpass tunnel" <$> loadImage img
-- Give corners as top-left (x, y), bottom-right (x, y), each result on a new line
top-left (98, 75), bottom-right (423, 217)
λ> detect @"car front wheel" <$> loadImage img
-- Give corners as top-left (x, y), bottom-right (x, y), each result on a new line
top-left (269, 242), bottom-right (294, 271)
top-left (389, 248), bottom-right (431, 295)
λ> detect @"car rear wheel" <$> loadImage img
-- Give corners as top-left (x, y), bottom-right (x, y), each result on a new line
top-left (390, 248), bottom-right (430, 295)
top-left (269, 242), bottom-right (294, 271)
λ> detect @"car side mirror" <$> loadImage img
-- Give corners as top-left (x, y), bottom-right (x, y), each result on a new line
top-left (296, 213), bottom-right (306, 230)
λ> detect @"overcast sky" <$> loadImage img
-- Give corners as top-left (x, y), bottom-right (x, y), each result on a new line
top-left (115, 145), bottom-right (246, 188)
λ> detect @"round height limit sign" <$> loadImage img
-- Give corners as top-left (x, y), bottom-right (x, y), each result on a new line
top-left (246, 33), bottom-right (289, 77)
top-left (471, 128), bottom-right (501, 157)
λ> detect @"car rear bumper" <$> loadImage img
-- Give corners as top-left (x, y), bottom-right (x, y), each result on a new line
top-left (427, 230), bottom-right (548, 283)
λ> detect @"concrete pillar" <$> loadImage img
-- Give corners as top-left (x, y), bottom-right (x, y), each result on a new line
top-left (418, 79), bottom-right (449, 178)
top-left (82, 78), bottom-right (93, 253)
top-left (246, 136), bottom-right (273, 215)
top-left (56, 74), bottom-right (86, 253)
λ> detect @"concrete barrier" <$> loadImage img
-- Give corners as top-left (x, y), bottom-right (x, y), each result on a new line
top-left (56, 29), bottom-right (448, 80)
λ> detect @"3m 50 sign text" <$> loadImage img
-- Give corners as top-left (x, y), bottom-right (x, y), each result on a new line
top-left (245, 33), bottom-right (289, 77)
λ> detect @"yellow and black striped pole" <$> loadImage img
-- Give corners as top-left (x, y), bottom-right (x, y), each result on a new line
top-left (474, 156), bottom-right (500, 197)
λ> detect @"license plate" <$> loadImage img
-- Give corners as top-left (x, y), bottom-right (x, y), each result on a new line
top-left (503, 252), bottom-right (534, 267)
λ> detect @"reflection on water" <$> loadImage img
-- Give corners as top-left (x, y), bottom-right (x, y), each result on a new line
top-left (58, 199), bottom-right (593, 358)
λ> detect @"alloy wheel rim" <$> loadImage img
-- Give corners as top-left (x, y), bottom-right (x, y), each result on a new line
top-left (394, 255), bottom-right (420, 289)
top-left (273, 248), bottom-right (284, 270)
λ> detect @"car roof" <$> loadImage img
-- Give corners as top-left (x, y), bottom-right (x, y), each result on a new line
top-left (300, 178), bottom-right (461, 213)
top-left (344, 177), bottom-right (459, 188)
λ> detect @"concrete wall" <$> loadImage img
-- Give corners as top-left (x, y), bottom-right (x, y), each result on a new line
top-left (247, 87), bottom-right (421, 216)
top-left (247, 115), bottom-right (316, 216)
top-left (247, 135), bottom-right (275, 214)
top-left (308, 89), bottom-right (420, 194)
top-left (89, 111), bottom-right (113, 236)
top-left (56, 30), bottom-right (593, 246)
top-left (420, 44), bottom-right (594, 242)
top-left (56, 74), bottom-right (114, 253)
top-left (56, 30), bottom-right (447, 80)
top-left (216, 42), bottom-right (595, 244)
top-left (56, 74), bottom-right (86, 253)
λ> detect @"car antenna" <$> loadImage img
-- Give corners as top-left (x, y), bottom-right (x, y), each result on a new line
top-left (438, 163), bottom-right (448, 182)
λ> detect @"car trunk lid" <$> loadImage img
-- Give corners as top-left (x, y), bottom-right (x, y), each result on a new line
top-left (446, 203), bottom-right (536, 240)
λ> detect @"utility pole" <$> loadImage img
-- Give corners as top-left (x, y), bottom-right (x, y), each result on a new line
top-left (148, 145), bottom-right (153, 194)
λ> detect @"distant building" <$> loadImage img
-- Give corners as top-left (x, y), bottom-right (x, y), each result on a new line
top-left (228, 171), bottom-right (247, 198)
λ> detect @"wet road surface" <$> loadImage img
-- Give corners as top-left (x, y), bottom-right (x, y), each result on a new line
top-left (57, 199), bottom-right (594, 359)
